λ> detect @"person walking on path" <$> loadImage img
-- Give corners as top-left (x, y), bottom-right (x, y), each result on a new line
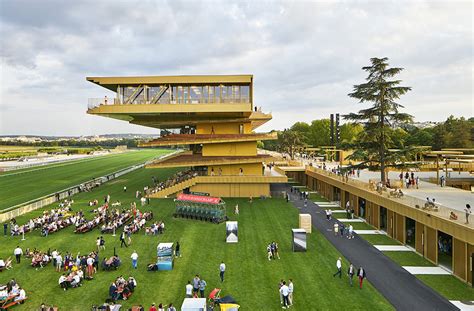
top-left (3, 223), bottom-right (7, 236)
top-left (288, 279), bottom-right (294, 306)
top-left (120, 231), bottom-right (128, 248)
top-left (348, 263), bottom-right (355, 286)
top-left (333, 223), bottom-right (339, 236)
top-left (357, 266), bottom-right (366, 289)
top-left (100, 236), bottom-right (106, 251)
top-left (219, 261), bottom-right (226, 282)
top-left (464, 204), bottom-right (471, 224)
top-left (340, 223), bottom-right (345, 237)
top-left (131, 250), bottom-right (138, 269)
top-left (279, 281), bottom-right (290, 309)
top-left (14, 246), bottom-right (23, 264)
top-left (348, 224), bottom-right (354, 239)
top-left (333, 257), bottom-right (342, 278)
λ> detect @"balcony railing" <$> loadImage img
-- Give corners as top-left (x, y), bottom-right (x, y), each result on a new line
top-left (87, 97), bottom-right (250, 110)
top-left (306, 166), bottom-right (473, 229)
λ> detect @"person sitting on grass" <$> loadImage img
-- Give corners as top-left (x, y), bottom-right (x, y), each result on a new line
top-left (0, 257), bottom-right (12, 271)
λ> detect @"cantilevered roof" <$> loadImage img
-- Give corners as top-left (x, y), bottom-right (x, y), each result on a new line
top-left (87, 75), bottom-right (253, 91)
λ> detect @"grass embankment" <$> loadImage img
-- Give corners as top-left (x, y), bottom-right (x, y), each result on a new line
top-left (0, 149), bottom-right (168, 210)
top-left (0, 167), bottom-right (392, 310)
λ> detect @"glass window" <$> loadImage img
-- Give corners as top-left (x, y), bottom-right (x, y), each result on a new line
top-left (241, 85), bottom-right (250, 103)
top-left (202, 86), bottom-right (209, 103)
top-left (190, 86), bottom-right (201, 104)
top-left (178, 86), bottom-right (183, 104)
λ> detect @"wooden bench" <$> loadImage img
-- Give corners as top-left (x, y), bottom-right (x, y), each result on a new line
top-left (1, 297), bottom-right (27, 310)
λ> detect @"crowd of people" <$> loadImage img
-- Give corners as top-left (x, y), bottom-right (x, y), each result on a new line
top-left (108, 276), bottom-right (137, 301)
top-left (58, 269), bottom-right (84, 290)
top-left (333, 258), bottom-right (367, 289)
top-left (145, 220), bottom-right (165, 235)
top-left (9, 204), bottom-right (80, 236)
top-left (100, 209), bottom-right (133, 233)
top-left (0, 279), bottom-right (27, 305)
top-left (146, 170), bottom-right (201, 195)
top-left (266, 242), bottom-right (280, 260)
top-left (126, 211), bottom-right (153, 234)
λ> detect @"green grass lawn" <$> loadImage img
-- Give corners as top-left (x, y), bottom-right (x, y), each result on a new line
top-left (360, 234), bottom-right (402, 245)
top-left (0, 149), bottom-right (169, 210)
top-left (308, 192), bottom-right (327, 201)
top-left (416, 275), bottom-right (474, 300)
top-left (0, 167), bottom-right (393, 310)
top-left (382, 251), bottom-right (435, 267)
top-left (343, 222), bottom-right (375, 230)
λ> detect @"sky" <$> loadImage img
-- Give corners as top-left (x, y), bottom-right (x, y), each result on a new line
top-left (0, 0), bottom-right (472, 136)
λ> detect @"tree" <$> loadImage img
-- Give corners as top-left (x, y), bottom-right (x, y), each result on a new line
top-left (339, 123), bottom-right (364, 144)
top-left (290, 122), bottom-right (311, 145)
top-left (278, 129), bottom-right (304, 159)
top-left (308, 119), bottom-right (331, 147)
top-left (345, 57), bottom-right (413, 182)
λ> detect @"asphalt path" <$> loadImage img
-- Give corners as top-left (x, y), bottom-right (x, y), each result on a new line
top-left (273, 183), bottom-right (458, 311)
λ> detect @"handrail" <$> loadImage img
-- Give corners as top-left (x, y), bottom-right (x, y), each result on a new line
top-left (306, 166), bottom-right (474, 229)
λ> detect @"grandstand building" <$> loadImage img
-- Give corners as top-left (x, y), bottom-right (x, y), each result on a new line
top-left (87, 75), bottom-right (287, 198)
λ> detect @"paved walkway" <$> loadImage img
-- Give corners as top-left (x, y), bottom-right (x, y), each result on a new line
top-left (274, 184), bottom-right (458, 311)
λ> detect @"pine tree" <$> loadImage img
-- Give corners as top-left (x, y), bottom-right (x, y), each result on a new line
top-left (345, 57), bottom-right (413, 182)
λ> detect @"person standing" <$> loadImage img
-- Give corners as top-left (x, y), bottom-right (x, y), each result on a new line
top-left (199, 278), bottom-right (207, 298)
top-left (100, 236), bottom-right (106, 251)
top-left (96, 237), bottom-right (101, 252)
top-left (185, 281), bottom-right (193, 298)
top-left (131, 250), bottom-right (138, 269)
top-left (464, 204), bottom-right (471, 224)
top-left (123, 186), bottom-right (127, 192)
top-left (3, 223), bottom-right (7, 236)
top-left (288, 279), bottom-right (294, 306)
top-left (234, 204), bottom-right (239, 215)
top-left (347, 263), bottom-right (355, 286)
top-left (219, 261), bottom-right (226, 282)
top-left (120, 231), bottom-right (128, 248)
top-left (333, 257), bottom-right (342, 278)
top-left (333, 223), bottom-right (339, 236)
top-left (13, 246), bottom-right (23, 264)
top-left (357, 266), bottom-right (366, 289)
top-left (279, 281), bottom-right (290, 309)
top-left (175, 242), bottom-right (181, 258)
top-left (192, 275), bottom-right (200, 296)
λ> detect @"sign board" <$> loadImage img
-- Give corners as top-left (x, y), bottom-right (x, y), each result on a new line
top-left (292, 228), bottom-right (307, 252)
top-left (176, 193), bottom-right (221, 205)
top-left (226, 221), bottom-right (238, 243)
top-left (299, 214), bottom-right (312, 233)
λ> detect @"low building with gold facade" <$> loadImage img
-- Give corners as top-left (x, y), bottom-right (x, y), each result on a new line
top-left (87, 75), bottom-right (286, 198)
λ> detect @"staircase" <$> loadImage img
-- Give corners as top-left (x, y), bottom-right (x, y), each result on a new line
top-left (148, 176), bottom-right (199, 198)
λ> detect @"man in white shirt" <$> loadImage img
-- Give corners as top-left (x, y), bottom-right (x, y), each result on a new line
top-left (279, 281), bottom-right (290, 309)
top-left (59, 274), bottom-right (67, 291)
top-left (185, 281), bottom-right (193, 298)
top-left (219, 261), bottom-right (226, 282)
top-left (13, 246), bottom-right (23, 264)
top-left (333, 257), bottom-right (342, 278)
top-left (288, 279), bottom-right (294, 306)
top-left (0, 259), bottom-right (5, 271)
top-left (131, 251), bottom-right (139, 269)
top-left (15, 288), bottom-right (26, 301)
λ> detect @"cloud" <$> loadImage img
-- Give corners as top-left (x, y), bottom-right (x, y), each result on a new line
top-left (0, 0), bottom-right (472, 136)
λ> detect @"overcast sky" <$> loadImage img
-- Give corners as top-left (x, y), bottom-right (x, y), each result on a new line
top-left (0, 0), bottom-right (472, 136)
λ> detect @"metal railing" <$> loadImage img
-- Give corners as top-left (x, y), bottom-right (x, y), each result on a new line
top-left (306, 166), bottom-right (474, 229)
top-left (87, 97), bottom-right (250, 109)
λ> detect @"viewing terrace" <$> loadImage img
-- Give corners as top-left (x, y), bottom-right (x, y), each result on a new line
top-left (146, 153), bottom-right (274, 168)
top-left (139, 133), bottom-right (277, 147)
